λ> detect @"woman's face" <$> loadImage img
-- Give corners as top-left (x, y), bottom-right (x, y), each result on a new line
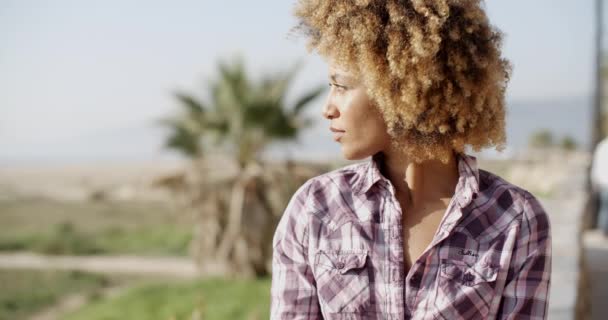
top-left (323, 63), bottom-right (392, 160)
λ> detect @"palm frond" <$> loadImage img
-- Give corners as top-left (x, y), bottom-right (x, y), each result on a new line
top-left (164, 122), bottom-right (202, 158)
top-left (292, 84), bottom-right (326, 115)
top-left (160, 57), bottom-right (322, 163)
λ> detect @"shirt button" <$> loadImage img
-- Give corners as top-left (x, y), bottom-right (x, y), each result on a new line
top-left (392, 268), bottom-right (403, 282)
top-left (410, 274), bottom-right (421, 285)
top-left (336, 262), bottom-right (345, 269)
top-left (463, 272), bottom-right (475, 283)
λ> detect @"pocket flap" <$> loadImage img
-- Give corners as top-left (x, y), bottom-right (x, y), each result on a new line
top-left (315, 250), bottom-right (368, 274)
top-left (440, 259), bottom-right (498, 284)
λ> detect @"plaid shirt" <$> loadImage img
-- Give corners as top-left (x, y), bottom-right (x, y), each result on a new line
top-left (270, 152), bottom-right (551, 319)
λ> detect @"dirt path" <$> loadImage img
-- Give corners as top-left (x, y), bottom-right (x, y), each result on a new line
top-left (0, 252), bottom-right (198, 278)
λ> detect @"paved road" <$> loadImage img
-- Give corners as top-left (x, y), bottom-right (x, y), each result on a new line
top-left (584, 230), bottom-right (608, 320)
top-left (542, 197), bottom-right (584, 320)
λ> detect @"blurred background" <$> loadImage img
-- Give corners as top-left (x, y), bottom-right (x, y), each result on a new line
top-left (0, 0), bottom-right (606, 319)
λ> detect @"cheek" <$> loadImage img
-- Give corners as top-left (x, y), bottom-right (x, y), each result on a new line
top-left (341, 97), bottom-right (374, 130)
top-left (362, 120), bottom-right (389, 149)
top-left (344, 105), bottom-right (386, 138)
top-left (343, 110), bottom-right (389, 152)
top-left (339, 90), bottom-right (389, 150)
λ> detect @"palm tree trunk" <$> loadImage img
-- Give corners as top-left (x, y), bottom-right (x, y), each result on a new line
top-left (216, 168), bottom-right (249, 261)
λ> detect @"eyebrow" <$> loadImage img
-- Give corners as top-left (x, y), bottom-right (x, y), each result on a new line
top-left (329, 73), bottom-right (351, 83)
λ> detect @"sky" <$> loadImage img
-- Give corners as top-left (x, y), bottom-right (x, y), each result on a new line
top-left (0, 0), bottom-right (599, 164)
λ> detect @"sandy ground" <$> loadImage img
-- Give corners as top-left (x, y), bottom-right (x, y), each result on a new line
top-left (0, 161), bottom-right (185, 202)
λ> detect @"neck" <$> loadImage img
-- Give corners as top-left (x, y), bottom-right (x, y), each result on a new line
top-left (377, 147), bottom-right (460, 210)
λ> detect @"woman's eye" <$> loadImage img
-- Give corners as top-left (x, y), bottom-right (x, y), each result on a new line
top-left (329, 83), bottom-right (347, 92)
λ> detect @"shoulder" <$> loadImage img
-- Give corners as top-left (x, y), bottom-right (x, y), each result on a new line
top-left (476, 169), bottom-right (551, 272)
top-left (309, 161), bottom-right (367, 188)
top-left (272, 162), bottom-right (367, 247)
top-left (477, 169), bottom-right (550, 235)
top-left (289, 161), bottom-right (368, 211)
top-left (478, 168), bottom-right (531, 211)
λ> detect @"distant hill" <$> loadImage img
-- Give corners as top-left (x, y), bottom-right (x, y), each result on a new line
top-left (506, 96), bottom-right (592, 151)
top-left (0, 96), bottom-right (592, 166)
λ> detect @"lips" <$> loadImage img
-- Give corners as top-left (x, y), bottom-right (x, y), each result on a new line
top-left (330, 127), bottom-right (345, 142)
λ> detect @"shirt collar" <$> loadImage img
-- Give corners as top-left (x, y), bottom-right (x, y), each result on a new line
top-left (352, 151), bottom-right (480, 208)
top-left (454, 152), bottom-right (480, 208)
top-left (352, 152), bottom-right (385, 196)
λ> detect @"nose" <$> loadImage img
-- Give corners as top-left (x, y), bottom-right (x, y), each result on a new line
top-left (322, 96), bottom-right (340, 120)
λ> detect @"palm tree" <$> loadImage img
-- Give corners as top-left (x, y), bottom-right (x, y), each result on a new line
top-left (162, 57), bottom-right (322, 163)
top-left (160, 56), bottom-right (325, 276)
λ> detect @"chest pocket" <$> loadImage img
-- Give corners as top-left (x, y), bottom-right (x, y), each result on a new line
top-left (440, 259), bottom-right (498, 284)
top-left (313, 249), bottom-right (371, 314)
top-left (433, 259), bottom-right (499, 318)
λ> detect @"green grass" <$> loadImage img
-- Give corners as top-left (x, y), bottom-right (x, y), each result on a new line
top-left (0, 269), bottom-right (111, 320)
top-left (0, 222), bottom-right (192, 256)
top-left (63, 277), bottom-right (272, 320)
top-left (0, 199), bottom-right (192, 256)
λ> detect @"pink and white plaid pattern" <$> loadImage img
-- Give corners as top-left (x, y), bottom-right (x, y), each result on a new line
top-left (270, 152), bottom-right (551, 319)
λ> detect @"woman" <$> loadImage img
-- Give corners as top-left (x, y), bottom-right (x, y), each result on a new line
top-left (271, 1), bottom-right (551, 319)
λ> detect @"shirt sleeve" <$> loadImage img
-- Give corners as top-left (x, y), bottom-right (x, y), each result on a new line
top-left (497, 192), bottom-right (552, 320)
top-left (270, 180), bottom-right (323, 319)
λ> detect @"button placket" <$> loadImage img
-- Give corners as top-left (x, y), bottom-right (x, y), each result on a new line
top-left (391, 226), bottom-right (401, 239)
top-left (390, 266), bottom-right (403, 282)
top-left (409, 262), bottom-right (431, 308)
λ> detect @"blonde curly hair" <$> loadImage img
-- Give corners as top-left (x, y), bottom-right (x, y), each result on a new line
top-left (292, 0), bottom-right (512, 163)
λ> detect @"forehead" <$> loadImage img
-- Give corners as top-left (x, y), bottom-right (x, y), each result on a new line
top-left (328, 63), bottom-right (356, 81)
top-left (328, 61), bottom-right (349, 74)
